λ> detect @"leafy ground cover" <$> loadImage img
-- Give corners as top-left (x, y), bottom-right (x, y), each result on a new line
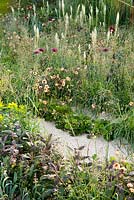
top-left (1, 0), bottom-right (134, 199)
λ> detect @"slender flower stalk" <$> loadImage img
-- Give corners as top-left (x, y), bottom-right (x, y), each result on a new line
top-left (91, 27), bottom-right (97, 49)
top-left (34, 25), bottom-right (40, 48)
top-left (115, 12), bottom-right (120, 36)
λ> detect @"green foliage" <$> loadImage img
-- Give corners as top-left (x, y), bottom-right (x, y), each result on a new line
top-left (38, 99), bottom-right (134, 143)
top-left (39, 101), bottom-right (92, 135)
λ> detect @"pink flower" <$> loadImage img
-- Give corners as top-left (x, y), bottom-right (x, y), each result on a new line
top-left (48, 18), bottom-right (55, 22)
top-left (33, 48), bottom-right (45, 54)
top-left (33, 49), bottom-right (40, 54)
top-left (51, 48), bottom-right (58, 53)
top-left (98, 47), bottom-right (109, 52)
top-left (38, 48), bottom-right (45, 52)
top-left (27, 5), bottom-right (33, 10)
top-left (24, 16), bottom-right (29, 20)
top-left (102, 47), bottom-right (109, 52)
top-left (109, 26), bottom-right (115, 34)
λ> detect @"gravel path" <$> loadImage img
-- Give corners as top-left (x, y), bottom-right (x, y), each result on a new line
top-left (38, 118), bottom-right (131, 161)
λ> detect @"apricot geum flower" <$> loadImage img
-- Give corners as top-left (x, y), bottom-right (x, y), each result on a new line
top-left (129, 188), bottom-right (134, 193)
top-left (112, 162), bottom-right (120, 170)
top-left (127, 183), bottom-right (133, 188)
top-left (129, 101), bottom-right (134, 106)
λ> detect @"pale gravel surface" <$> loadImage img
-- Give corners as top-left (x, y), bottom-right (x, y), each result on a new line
top-left (38, 118), bottom-right (132, 161)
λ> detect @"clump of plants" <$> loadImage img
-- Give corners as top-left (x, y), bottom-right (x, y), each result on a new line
top-left (38, 99), bottom-right (134, 144)
top-left (0, 102), bottom-right (62, 199)
top-left (39, 100), bottom-right (92, 135)
top-left (56, 146), bottom-right (134, 200)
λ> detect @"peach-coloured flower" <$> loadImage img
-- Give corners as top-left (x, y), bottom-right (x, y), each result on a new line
top-left (38, 85), bottom-right (43, 90)
top-left (68, 98), bottom-right (72, 103)
top-left (50, 75), bottom-right (56, 80)
top-left (43, 100), bottom-right (48, 105)
top-left (127, 183), bottom-right (133, 188)
top-left (66, 77), bottom-right (71, 81)
top-left (121, 159), bottom-right (127, 164)
top-left (42, 79), bottom-right (47, 84)
top-left (91, 104), bottom-right (96, 109)
top-left (73, 70), bottom-right (78, 75)
top-left (120, 167), bottom-right (127, 173)
top-left (56, 74), bottom-right (60, 79)
top-left (54, 83), bottom-right (58, 87)
top-left (46, 67), bottom-right (52, 71)
top-left (115, 150), bottom-right (120, 156)
top-left (113, 162), bottom-right (120, 170)
top-left (129, 188), bottom-right (134, 193)
top-left (44, 85), bottom-right (50, 93)
top-left (61, 102), bottom-right (65, 106)
top-left (119, 173), bottom-right (124, 178)
top-left (60, 67), bottom-right (65, 71)
top-left (129, 101), bottom-right (134, 106)
top-left (27, 5), bottom-right (33, 10)
top-left (61, 79), bottom-right (66, 87)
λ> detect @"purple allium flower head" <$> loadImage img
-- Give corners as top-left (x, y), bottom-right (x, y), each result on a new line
top-left (51, 48), bottom-right (58, 53)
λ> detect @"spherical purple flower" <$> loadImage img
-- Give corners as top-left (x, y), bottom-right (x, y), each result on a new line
top-left (51, 48), bottom-right (58, 53)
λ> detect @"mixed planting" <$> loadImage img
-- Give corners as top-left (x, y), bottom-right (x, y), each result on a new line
top-left (1, 0), bottom-right (134, 199)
